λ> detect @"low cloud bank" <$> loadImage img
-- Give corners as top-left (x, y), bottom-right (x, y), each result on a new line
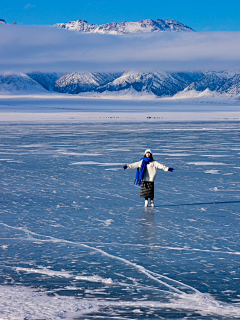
top-left (1, 25), bottom-right (240, 73)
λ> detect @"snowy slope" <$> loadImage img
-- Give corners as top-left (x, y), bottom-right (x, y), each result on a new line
top-left (219, 73), bottom-right (240, 96)
top-left (27, 72), bottom-right (64, 91)
top-left (183, 71), bottom-right (238, 92)
top-left (54, 72), bottom-right (122, 94)
top-left (2, 70), bottom-right (240, 101)
top-left (0, 72), bottom-right (47, 94)
top-left (176, 71), bottom-right (240, 99)
top-left (54, 19), bottom-right (194, 34)
top-left (96, 71), bottom-right (203, 97)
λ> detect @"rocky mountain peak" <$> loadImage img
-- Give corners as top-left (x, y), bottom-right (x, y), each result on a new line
top-left (54, 18), bottom-right (194, 34)
top-left (0, 19), bottom-right (17, 25)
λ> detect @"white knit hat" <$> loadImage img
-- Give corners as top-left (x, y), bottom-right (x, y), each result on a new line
top-left (145, 149), bottom-right (152, 155)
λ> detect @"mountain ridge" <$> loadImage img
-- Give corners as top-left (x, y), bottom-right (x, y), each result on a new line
top-left (0, 19), bottom-right (17, 25)
top-left (53, 72), bottom-right (122, 94)
top-left (3, 70), bottom-right (238, 101)
top-left (95, 71), bottom-right (202, 96)
top-left (54, 18), bottom-right (195, 34)
top-left (0, 72), bottom-right (47, 93)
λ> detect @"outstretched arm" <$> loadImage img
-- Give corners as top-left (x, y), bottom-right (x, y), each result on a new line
top-left (155, 161), bottom-right (172, 172)
top-left (123, 160), bottom-right (142, 170)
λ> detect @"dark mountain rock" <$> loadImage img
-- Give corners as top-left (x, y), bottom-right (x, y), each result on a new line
top-left (27, 72), bottom-right (64, 91)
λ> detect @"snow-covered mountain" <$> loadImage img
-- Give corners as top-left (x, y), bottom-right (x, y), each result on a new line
top-left (51, 70), bottom-right (240, 100)
top-left (27, 72), bottom-right (64, 91)
top-left (177, 71), bottom-right (240, 99)
top-left (54, 72), bottom-right (122, 94)
top-left (218, 73), bottom-right (240, 96)
top-left (2, 18), bottom-right (240, 100)
top-left (0, 72), bottom-right (46, 94)
top-left (2, 70), bottom-right (240, 101)
top-left (96, 71), bottom-right (202, 96)
top-left (54, 19), bottom-right (194, 34)
top-left (182, 71), bottom-right (237, 92)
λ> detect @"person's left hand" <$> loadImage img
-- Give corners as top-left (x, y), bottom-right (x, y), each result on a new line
top-left (123, 165), bottom-right (128, 170)
top-left (168, 168), bottom-right (174, 172)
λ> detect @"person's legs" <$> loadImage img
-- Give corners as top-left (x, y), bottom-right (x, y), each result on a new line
top-left (150, 198), bottom-right (154, 207)
top-left (144, 197), bottom-right (149, 207)
top-left (141, 182), bottom-right (154, 207)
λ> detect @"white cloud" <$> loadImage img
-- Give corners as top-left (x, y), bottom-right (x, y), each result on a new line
top-left (0, 25), bottom-right (240, 73)
top-left (24, 3), bottom-right (36, 10)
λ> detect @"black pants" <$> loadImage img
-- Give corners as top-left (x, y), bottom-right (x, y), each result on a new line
top-left (140, 181), bottom-right (154, 199)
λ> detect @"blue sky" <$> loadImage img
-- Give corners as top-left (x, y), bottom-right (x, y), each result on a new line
top-left (1, 0), bottom-right (240, 31)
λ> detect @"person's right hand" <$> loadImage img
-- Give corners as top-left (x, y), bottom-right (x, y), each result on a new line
top-left (123, 165), bottom-right (128, 170)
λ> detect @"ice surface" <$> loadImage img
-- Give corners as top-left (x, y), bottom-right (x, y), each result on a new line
top-left (0, 121), bottom-right (240, 319)
top-left (1, 94), bottom-right (240, 123)
top-left (188, 161), bottom-right (227, 165)
top-left (0, 285), bottom-right (98, 320)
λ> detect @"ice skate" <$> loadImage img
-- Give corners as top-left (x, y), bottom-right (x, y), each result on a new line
top-left (150, 200), bottom-right (154, 207)
top-left (144, 199), bottom-right (149, 207)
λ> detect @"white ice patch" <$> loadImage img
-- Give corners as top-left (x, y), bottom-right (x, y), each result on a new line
top-left (70, 161), bottom-right (124, 166)
top-left (100, 293), bottom-right (240, 318)
top-left (103, 219), bottom-right (114, 226)
top-left (75, 275), bottom-right (114, 284)
top-left (1, 285), bottom-right (240, 320)
top-left (106, 148), bottom-right (131, 151)
top-left (18, 144), bottom-right (47, 148)
top-left (59, 152), bottom-right (103, 156)
top-left (14, 267), bottom-right (73, 278)
top-left (205, 170), bottom-right (220, 174)
top-left (0, 285), bottom-right (97, 320)
top-left (14, 267), bottom-right (114, 284)
top-left (5, 160), bottom-right (24, 163)
top-left (98, 163), bottom-right (125, 166)
top-left (70, 161), bottom-right (100, 165)
top-left (188, 162), bottom-right (226, 166)
top-left (154, 153), bottom-right (193, 156)
top-left (201, 155), bottom-right (229, 158)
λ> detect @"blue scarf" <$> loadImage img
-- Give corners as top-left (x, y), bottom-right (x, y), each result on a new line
top-left (134, 157), bottom-right (153, 186)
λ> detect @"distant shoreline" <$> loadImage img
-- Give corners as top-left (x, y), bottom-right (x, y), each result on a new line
top-left (0, 94), bottom-right (240, 123)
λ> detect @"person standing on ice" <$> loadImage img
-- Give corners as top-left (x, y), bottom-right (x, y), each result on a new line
top-left (123, 149), bottom-right (174, 207)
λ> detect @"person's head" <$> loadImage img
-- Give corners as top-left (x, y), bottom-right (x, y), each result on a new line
top-left (144, 149), bottom-right (153, 159)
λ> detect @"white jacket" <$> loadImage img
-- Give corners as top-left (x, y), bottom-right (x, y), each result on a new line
top-left (127, 160), bottom-right (169, 182)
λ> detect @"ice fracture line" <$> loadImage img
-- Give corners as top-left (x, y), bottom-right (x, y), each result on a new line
top-left (0, 222), bottom-right (197, 295)
top-left (2, 222), bottom-right (240, 317)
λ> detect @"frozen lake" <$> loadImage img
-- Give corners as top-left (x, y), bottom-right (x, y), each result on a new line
top-left (1, 120), bottom-right (240, 319)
